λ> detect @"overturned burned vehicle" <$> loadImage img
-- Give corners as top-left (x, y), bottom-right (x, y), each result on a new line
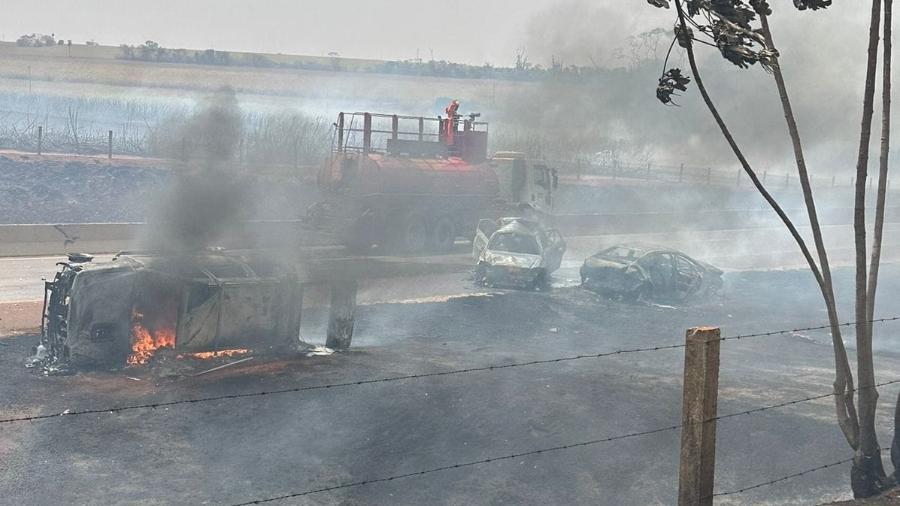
top-left (39, 251), bottom-right (303, 369)
top-left (472, 217), bottom-right (566, 289)
top-left (580, 245), bottom-right (722, 303)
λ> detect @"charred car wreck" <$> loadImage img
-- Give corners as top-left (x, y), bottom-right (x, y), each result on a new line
top-left (38, 251), bottom-right (304, 370)
top-left (580, 245), bottom-right (722, 303)
top-left (473, 217), bottom-right (566, 290)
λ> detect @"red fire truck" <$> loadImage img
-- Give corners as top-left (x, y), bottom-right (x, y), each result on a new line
top-left (310, 101), bottom-right (557, 253)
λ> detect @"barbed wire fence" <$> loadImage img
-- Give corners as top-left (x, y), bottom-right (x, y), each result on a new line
top-left (5, 316), bottom-right (898, 426)
top-left (550, 157), bottom-right (886, 192)
top-left (5, 315), bottom-right (900, 503)
top-left (0, 110), bottom-right (330, 175)
top-left (0, 108), bottom-right (879, 193)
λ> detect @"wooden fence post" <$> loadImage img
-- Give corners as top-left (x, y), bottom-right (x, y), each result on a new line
top-left (107, 130), bottom-right (113, 159)
top-left (37, 125), bottom-right (42, 155)
top-left (678, 326), bottom-right (720, 506)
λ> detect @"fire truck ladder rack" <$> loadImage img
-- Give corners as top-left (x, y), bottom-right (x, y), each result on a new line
top-left (334, 111), bottom-right (488, 158)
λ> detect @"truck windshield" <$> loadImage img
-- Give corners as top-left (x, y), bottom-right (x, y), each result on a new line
top-left (489, 233), bottom-right (541, 255)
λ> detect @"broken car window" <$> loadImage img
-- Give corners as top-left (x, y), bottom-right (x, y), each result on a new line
top-left (489, 233), bottom-right (541, 255)
top-left (599, 246), bottom-right (638, 259)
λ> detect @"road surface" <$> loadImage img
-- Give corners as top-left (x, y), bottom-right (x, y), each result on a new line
top-left (2, 264), bottom-right (900, 505)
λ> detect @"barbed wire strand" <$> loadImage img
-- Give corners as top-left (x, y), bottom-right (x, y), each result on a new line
top-left (3, 316), bottom-right (898, 425)
top-left (229, 422), bottom-right (684, 505)
top-left (712, 448), bottom-right (892, 498)
top-left (720, 315), bottom-right (900, 342)
top-left (0, 342), bottom-right (687, 425)
top-left (228, 380), bottom-right (900, 504)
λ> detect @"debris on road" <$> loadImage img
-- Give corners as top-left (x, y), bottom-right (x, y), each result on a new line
top-left (304, 345), bottom-right (335, 357)
top-left (192, 356), bottom-right (255, 376)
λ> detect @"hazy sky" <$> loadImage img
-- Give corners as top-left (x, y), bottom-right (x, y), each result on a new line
top-left (0, 0), bottom-right (671, 66)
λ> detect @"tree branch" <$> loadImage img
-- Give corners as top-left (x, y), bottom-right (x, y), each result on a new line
top-left (852, 0), bottom-right (887, 492)
top-left (759, 12), bottom-right (860, 450)
top-left (672, 0), bottom-right (826, 298)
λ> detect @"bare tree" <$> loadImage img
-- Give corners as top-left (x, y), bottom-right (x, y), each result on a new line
top-left (649, 0), bottom-right (894, 497)
top-left (756, 10), bottom-right (861, 456)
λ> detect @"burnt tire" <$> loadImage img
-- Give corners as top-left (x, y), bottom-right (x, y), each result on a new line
top-left (399, 212), bottom-right (428, 254)
top-left (429, 215), bottom-right (456, 253)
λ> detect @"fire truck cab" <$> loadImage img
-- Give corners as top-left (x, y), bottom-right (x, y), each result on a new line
top-left (489, 151), bottom-right (557, 214)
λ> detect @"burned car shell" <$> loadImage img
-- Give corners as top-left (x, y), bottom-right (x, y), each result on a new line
top-left (472, 217), bottom-right (566, 289)
top-left (41, 251), bottom-right (302, 368)
top-left (580, 245), bottom-right (722, 302)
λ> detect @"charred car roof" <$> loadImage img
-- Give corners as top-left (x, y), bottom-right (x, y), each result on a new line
top-left (101, 251), bottom-right (289, 282)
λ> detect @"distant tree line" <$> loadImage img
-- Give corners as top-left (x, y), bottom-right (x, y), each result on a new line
top-left (16, 33), bottom-right (60, 47)
top-left (119, 41), bottom-right (232, 66)
top-left (115, 40), bottom-right (622, 82)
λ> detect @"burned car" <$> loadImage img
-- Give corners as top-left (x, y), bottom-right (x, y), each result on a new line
top-left (580, 245), bottom-right (722, 302)
top-left (38, 250), bottom-right (303, 370)
top-left (472, 217), bottom-right (566, 289)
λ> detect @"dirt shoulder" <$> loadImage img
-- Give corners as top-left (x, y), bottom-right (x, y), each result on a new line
top-left (825, 488), bottom-right (900, 505)
top-left (0, 300), bottom-right (42, 336)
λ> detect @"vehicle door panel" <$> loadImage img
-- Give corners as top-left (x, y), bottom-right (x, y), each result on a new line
top-left (673, 254), bottom-right (703, 300)
top-left (641, 253), bottom-right (675, 296)
top-left (544, 229), bottom-right (566, 272)
top-left (473, 219), bottom-right (497, 260)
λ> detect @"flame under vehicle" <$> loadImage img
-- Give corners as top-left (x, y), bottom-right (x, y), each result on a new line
top-left (310, 101), bottom-right (558, 253)
top-left (580, 245), bottom-right (723, 303)
top-left (472, 217), bottom-right (566, 290)
top-left (39, 251), bottom-right (302, 369)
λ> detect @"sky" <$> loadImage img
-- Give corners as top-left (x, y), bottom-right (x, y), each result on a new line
top-left (0, 0), bottom-right (671, 66)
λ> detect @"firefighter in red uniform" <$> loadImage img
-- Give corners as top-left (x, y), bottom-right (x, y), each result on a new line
top-left (444, 99), bottom-right (460, 145)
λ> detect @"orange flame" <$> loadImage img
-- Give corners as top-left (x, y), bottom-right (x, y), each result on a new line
top-left (127, 308), bottom-right (176, 365)
top-left (179, 349), bottom-right (249, 360)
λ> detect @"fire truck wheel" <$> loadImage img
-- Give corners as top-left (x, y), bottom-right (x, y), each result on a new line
top-left (429, 215), bottom-right (456, 252)
top-left (401, 212), bottom-right (428, 253)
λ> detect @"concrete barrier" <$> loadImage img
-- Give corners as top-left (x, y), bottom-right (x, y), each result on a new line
top-left (0, 223), bottom-right (144, 257)
top-left (0, 220), bottom-right (334, 257)
top-left (2, 207), bottom-right (897, 257)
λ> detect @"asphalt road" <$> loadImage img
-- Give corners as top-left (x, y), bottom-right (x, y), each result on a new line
top-left (4, 223), bottom-right (900, 304)
top-left (2, 263), bottom-right (900, 505)
top-left (3, 222), bottom-right (900, 505)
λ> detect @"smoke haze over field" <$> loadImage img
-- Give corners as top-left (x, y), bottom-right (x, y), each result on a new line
top-left (495, 1), bottom-right (889, 174)
top-left (0, 1), bottom-right (889, 175)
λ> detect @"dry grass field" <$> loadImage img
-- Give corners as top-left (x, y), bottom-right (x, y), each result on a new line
top-left (0, 41), bottom-right (529, 115)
